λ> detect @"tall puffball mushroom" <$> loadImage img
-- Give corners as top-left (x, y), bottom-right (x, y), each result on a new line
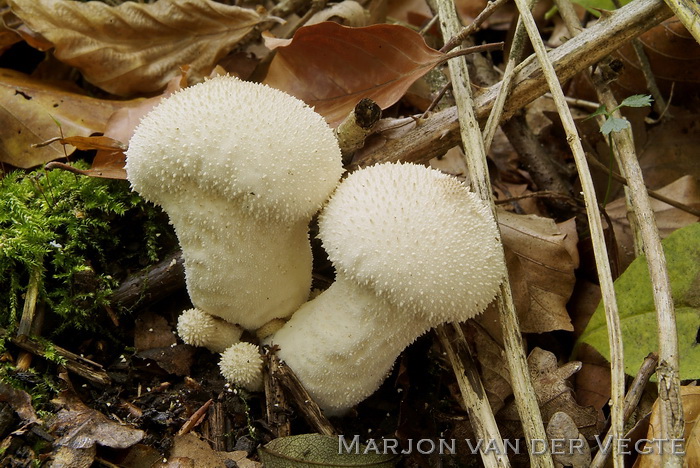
top-left (126, 76), bottom-right (344, 352)
top-left (265, 162), bottom-right (506, 414)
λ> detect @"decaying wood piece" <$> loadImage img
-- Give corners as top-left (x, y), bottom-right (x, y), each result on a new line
top-left (266, 349), bottom-right (335, 436)
top-left (263, 348), bottom-right (291, 438)
top-left (510, 0), bottom-right (628, 464)
top-left (335, 98), bottom-right (382, 164)
top-left (110, 250), bottom-right (185, 310)
top-left (352, 0), bottom-right (673, 169)
top-left (1, 329), bottom-right (111, 386)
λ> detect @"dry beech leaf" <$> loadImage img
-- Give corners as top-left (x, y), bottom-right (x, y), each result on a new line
top-left (546, 412), bottom-right (592, 468)
top-left (134, 311), bottom-right (193, 376)
top-left (307, 1), bottom-right (371, 27)
top-left (465, 321), bottom-right (512, 414)
top-left (606, 175), bottom-right (700, 270)
top-left (0, 68), bottom-right (126, 168)
top-left (164, 433), bottom-right (261, 468)
top-left (497, 210), bottom-right (579, 333)
top-left (635, 106), bottom-right (700, 190)
top-left (263, 22), bottom-right (446, 125)
top-left (51, 386), bottom-right (144, 452)
top-left (0, 382), bottom-right (41, 425)
top-left (8, 0), bottom-right (263, 96)
top-left (616, 18), bottom-right (700, 98)
top-left (498, 348), bottom-right (603, 439)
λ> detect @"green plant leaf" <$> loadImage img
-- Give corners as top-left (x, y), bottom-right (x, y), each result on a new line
top-left (584, 104), bottom-right (609, 121)
top-left (619, 94), bottom-right (653, 108)
top-left (259, 434), bottom-right (399, 468)
top-left (576, 223), bottom-right (700, 380)
top-left (601, 117), bottom-right (630, 135)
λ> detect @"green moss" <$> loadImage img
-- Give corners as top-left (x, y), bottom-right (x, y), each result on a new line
top-left (0, 163), bottom-right (174, 334)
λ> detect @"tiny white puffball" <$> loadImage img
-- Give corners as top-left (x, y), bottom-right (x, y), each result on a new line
top-left (125, 75), bottom-right (343, 223)
top-left (219, 342), bottom-right (264, 392)
top-left (176, 308), bottom-right (243, 354)
top-left (319, 162), bottom-right (505, 323)
top-left (177, 308), bottom-right (215, 347)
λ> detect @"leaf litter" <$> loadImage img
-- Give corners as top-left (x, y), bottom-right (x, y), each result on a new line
top-left (0, 0), bottom-right (698, 466)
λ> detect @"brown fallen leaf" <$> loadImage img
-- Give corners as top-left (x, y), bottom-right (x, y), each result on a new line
top-left (307, 0), bottom-right (371, 27)
top-left (0, 68), bottom-right (126, 168)
top-left (263, 22), bottom-right (447, 125)
top-left (546, 412), bottom-right (592, 468)
top-left (498, 348), bottom-right (603, 440)
top-left (606, 175), bottom-right (700, 271)
top-left (497, 210), bottom-right (579, 333)
top-left (615, 18), bottom-right (700, 98)
top-left (157, 432), bottom-right (261, 468)
top-left (633, 386), bottom-right (700, 467)
top-left (0, 382), bottom-right (41, 425)
top-left (8, 0), bottom-right (264, 96)
top-left (465, 321), bottom-right (512, 414)
top-left (49, 385), bottom-right (144, 465)
top-left (134, 311), bottom-right (194, 376)
top-left (636, 106), bottom-right (700, 190)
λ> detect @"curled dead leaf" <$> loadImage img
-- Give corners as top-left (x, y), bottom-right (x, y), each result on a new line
top-left (263, 22), bottom-right (446, 125)
top-left (8, 0), bottom-right (264, 96)
top-left (0, 68), bottom-right (126, 168)
top-left (497, 210), bottom-right (579, 333)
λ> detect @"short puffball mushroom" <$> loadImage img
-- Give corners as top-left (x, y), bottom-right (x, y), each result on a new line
top-left (266, 162), bottom-right (506, 414)
top-left (219, 342), bottom-right (264, 392)
top-left (176, 308), bottom-right (243, 353)
top-left (126, 76), bottom-right (343, 351)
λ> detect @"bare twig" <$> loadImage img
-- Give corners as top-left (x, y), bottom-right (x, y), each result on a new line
top-left (436, 325), bottom-right (511, 468)
top-left (556, 1), bottom-right (683, 465)
top-left (110, 250), bottom-right (185, 310)
top-left (435, 1), bottom-right (549, 467)
top-left (590, 353), bottom-right (659, 468)
top-left (440, 0), bottom-right (512, 53)
top-left (268, 349), bottom-right (335, 436)
top-left (585, 154), bottom-right (700, 217)
top-left (177, 398), bottom-right (213, 436)
top-left (335, 98), bottom-right (382, 165)
top-left (662, 0), bottom-right (700, 44)
top-left (514, 0), bottom-right (625, 465)
top-left (352, 0), bottom-right (672, 170)
top-left (2, 329), bottom-right (111, 386)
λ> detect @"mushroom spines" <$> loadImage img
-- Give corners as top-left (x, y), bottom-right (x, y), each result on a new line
top-left (219, 342), bottom-right (264, 392)
top-left (318, 162), bottom-right (505, 323)
top-left (125, 75), bottom-right (343, 223)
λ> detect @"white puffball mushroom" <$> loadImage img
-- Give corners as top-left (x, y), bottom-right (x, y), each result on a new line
top-left (126, 76), bottom-right (343, 333)
top-left (176, 308), bottom-right (243, 353)
top-left (267, 162), bottom-right (506, 414)
top-left (219, 342), bottom-right (264, 392)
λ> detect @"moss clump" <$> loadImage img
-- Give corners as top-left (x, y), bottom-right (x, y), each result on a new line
top-left (0, 163), bottom-right (173, 334)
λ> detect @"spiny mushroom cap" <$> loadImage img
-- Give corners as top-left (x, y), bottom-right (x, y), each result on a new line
top-left (125, 76), bottom-right (343, 223)
top-left (219, 342), bottom-right (263, 392)
top-left (176, 308), bottom-right (243, 353)
top-left (318, 162), bottom-right (505, 324)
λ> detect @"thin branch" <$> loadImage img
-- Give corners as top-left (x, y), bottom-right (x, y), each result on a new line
top-left (515, 0), bottom-right (625, 465)
top-left (435, 1), bottom-right (551, 467)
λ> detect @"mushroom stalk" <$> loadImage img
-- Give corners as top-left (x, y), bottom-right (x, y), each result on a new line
top-left (167, 193), bottom-right (313, 331)
top-left (267, 275), bottom-right (432, 414)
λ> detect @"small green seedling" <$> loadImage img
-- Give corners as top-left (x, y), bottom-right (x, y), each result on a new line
top-left (585, 94), bottom-right (653, 204)
top-left (586, 94), bottom-right (653, 135)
